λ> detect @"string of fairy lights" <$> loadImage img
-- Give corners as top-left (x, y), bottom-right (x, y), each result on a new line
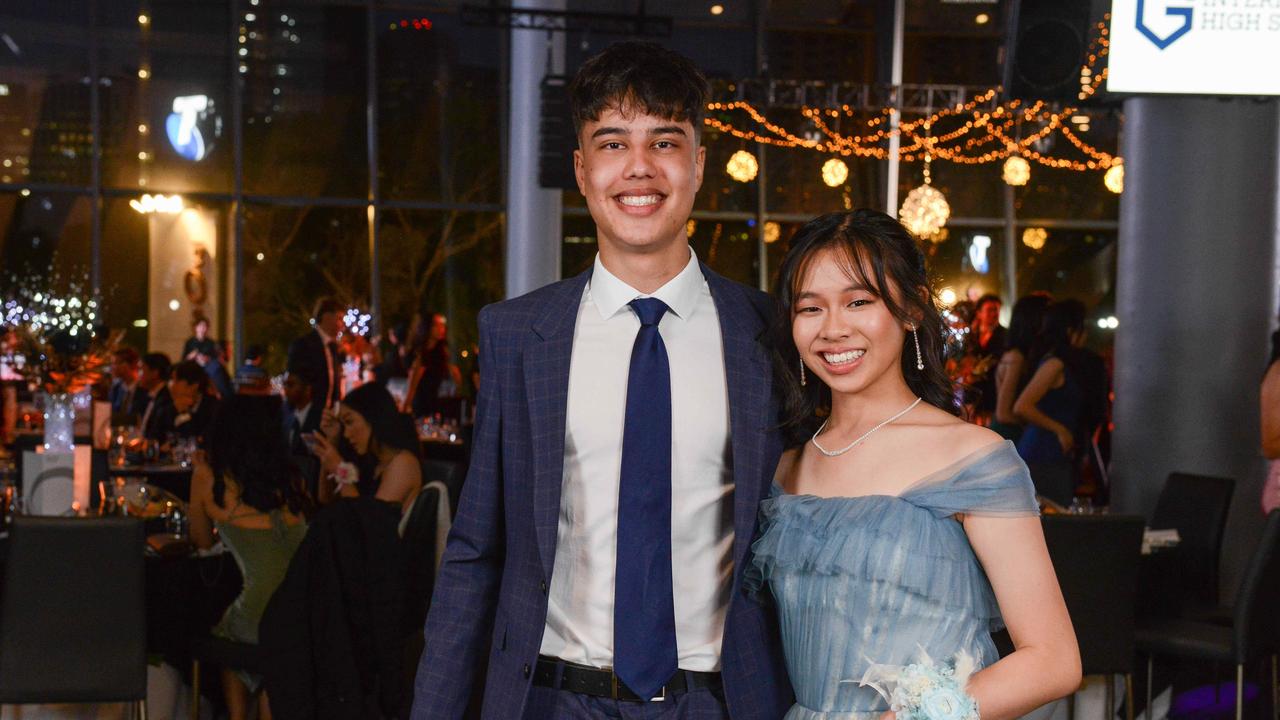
top-left (710, 18), bottom-right (1122, 239)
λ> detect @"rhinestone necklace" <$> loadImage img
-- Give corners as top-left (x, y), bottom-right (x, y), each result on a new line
top-left (810, 397), bottom-right (923, 457)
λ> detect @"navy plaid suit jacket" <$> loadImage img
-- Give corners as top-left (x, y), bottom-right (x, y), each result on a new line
top-left (411, 263), bottom-right (794, 720)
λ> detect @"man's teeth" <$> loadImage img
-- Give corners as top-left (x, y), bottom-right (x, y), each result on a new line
top-left (617, 194), bottom-right (662, 207)
top-left (823, 350), bottom-right (865, 364)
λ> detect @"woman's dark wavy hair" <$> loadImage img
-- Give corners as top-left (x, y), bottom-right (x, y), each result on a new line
top-left (338, 382), bottom-right (421, 484)
top-left (1006, 293), bottom-right (1053, 356)
top-left (1028, 299), bottom-right (1089, 375)
top-left (770, 209), bottom-right (958, 444)
top-left (207, 394), bottom-right (304, 514)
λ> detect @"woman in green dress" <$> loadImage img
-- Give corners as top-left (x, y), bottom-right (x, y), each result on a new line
top-left (190, 394), bottom-right (308, 720)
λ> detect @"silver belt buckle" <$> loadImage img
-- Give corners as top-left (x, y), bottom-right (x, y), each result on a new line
top-left (650, 685), bottom-right (667, 702)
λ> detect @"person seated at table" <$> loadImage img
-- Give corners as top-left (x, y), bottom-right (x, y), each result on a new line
top-left (189, 394), bottom-right (308, 720)
top-left (138, 352), bottom-right (174, 441)
top-left (108, 346), bottom-right (144, 419)
top-left (162, 360), bottom-right (220, 444)
top-left (311, 382), bottom-right (421, 518)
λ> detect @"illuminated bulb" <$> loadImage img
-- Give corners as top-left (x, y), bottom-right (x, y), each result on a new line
top-left (821, 158), bottom-right (849, 187)
top-left (138, 68), bottom-right (150, 79)
top-left (1104, 160), bottom-right (1124, 194)
top-left (899, 185), bottom-right (951, 238)
top-left (138, 124), bottom-right (148, 134)
top-left (939, 288), bottom-right (957, 306)
top-left (975, 13), bottom-right (990, 24)
top-left (138, 14), bottom-right (149, 25)
top-left (256, 252), bottom-right (265, 261)
top-left (1002, 156), bottom-right (1030, 186)
top-left (686, 219), bottom-right (697, 237)
top-left (1022, 227), bottom-right (1048, 250)
top-left (725, 150), bottom-right (758, 182)
top-left (168, 300), bottom-right (181, 311)
top-left (710, 4), bottom-right (724, 15)
top-left (138, 151), bottom-right (149, 160)
top-left (763, 221), bottom-right (781, 244)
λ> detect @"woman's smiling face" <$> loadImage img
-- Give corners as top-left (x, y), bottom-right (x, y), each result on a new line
top-left (791, 247), bottom-right (911, 397)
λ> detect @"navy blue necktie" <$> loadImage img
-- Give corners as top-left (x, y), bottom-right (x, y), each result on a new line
top-left (614, 297), bottom-right (678, 699)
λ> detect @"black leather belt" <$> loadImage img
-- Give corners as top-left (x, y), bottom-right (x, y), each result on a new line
top-left (532, 656), bottom-right (721, 702)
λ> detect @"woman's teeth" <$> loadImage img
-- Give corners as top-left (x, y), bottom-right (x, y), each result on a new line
top-left (617, 194), bottom-right (661, 207)
top-left (822, 350), bottom-right (865, 365)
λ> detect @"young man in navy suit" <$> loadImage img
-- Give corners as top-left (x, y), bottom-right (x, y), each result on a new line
top-left (413, 41), bottom-right (792, 720)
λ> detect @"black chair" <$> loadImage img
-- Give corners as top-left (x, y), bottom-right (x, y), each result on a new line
top-left (1136, 510), bottom-right (1280, 720)
top-left (398, 480), bottom-right (452, 717)
top-left (1043, 514), bottom-right (1147, 720)
top-left (0, 516), bottom-right (148, 718)
top-left (1149, 472), bottom-right (1234, 614)
top-left (422, 458), bottom-right (465, 519)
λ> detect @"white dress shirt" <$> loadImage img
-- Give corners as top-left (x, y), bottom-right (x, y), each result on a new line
top-left (540, 250), bottom-right (734, 672)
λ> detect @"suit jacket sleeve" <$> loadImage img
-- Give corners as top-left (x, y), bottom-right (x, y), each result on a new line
top-left (411, 306), bottom-right (506, 720)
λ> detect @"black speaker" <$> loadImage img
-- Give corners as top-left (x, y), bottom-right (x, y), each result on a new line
top-left (1001, 0), bottom-right (1098, 102)
top-left (539, 75), bottom-right (579, 191)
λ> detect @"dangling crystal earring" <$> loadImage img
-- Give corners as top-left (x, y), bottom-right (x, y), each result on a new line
top-left (799, 359), bottom-right (807, 386)
top-left (912, 327), bottom-right (924, 371)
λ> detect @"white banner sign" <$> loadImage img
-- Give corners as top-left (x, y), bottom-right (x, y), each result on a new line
top-left (1107, 0), bottom-right (1280, 95)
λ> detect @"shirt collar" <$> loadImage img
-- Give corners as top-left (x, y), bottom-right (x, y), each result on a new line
top-left (588, 248), bottom-right (703, 321)
top-left (315, 326), bottom-right (335, 345)
top-left (294, 402), bottom-right (311, 423)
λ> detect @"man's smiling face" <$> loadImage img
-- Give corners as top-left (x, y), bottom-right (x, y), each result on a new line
top-left (574, 105), bottom-right (705, 258)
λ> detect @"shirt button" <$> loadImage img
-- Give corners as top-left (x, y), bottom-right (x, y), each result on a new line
top-left (523, 663), bottom-right (531, 678)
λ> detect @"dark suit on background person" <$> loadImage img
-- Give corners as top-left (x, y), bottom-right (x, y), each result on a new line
top-left (411, 263), bottom-right (793, 720)
top-left (139, 387), bottom-right (175, 441)
top-left (287, 329), bottom-right (344, 409)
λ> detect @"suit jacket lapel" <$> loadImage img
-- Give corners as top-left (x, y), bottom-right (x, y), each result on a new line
top-left (703, 266), bottom-right (774, 574)
top-left (526, 269), bottom-right (591, 581)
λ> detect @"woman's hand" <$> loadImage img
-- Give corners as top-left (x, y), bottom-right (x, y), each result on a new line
top-left (1054, 426), bottom-right (1075, 454)
top-left (310, 431), bottom-right (343, 474)
top-left (319, 407), bottom-right (341, 440)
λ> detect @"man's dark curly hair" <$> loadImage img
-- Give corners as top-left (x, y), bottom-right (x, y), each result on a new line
top-left (568, 41), bottom-right (710, 143)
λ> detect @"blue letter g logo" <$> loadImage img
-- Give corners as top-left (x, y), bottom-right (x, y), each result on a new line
top-left (1136, 0), bottom-right (1193, 49)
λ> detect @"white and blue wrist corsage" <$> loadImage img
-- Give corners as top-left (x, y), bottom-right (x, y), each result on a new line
top-left (859, 650), bottom-right (980, 720)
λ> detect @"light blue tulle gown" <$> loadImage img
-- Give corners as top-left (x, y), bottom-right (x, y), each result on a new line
top-left (747, 440), bottom-right (1040, 720)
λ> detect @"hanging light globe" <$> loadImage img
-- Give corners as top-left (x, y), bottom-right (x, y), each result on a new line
top-left (763, 221), bottom-right (781, 244)
top-left (1104, 159), bottom-right (1124, 194)
top-left (821, 157), bottom-right (849, 187)
top-left (899, 184), bottom-right (951, 238)
top-left (725, 150), bottom-right (758, 183)
top-left (1022, 227), bottom-right (1048, 250)
top-left (1002, 156), bottom-right (1031, 186)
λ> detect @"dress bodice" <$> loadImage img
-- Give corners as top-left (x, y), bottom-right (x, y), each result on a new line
top-left (747, 440), bottom-right (1039, 720)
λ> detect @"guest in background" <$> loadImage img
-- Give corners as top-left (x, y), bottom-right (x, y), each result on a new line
top-left (0, 325), bottom-right (18, 449)
top-left (282, 368), bottom-right (323, 504)
top-left (183, 317), bottom-right (220, 363)
top-left (108, 346), bottom-right (143, 418)
top-left (373, 321), bottom-right (410, 385)
top-left (991, 294), bottom-right (1052, 442)
top-left (402, 312), bottom-right (461, 419)
top-left (1262, 323), bottom-right (1280, 513)
top-left (312, 382), bottom-right (421, 517)
top-left (166, 359), bottom-right (219, 443)
top-left (965, 293), bottom-right (1006, 423)
top-left (1014, 300), bottom-right (1090, 505)
top-left (189, 394), bottom-right (308, 720)
top-left (287, 298), bottom-right (345, 410)
top-left (138, 352), bottom-right (174, 441)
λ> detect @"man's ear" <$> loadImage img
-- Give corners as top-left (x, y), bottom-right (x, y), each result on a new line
top-left (573, 148), bottom-right (586, 197)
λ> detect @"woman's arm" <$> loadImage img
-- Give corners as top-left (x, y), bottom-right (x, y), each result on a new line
top-left (188, 458), bottom-right (219, 550)
top-left (1262, 362), bottom-right (1280, 459)
top-left (963, 514), bottom-right (1081, 719)
top-left (376, 451), bottom-right (423, 508)
top-left (993, 352), bottom-right (1024, 425)
top-left (1013, 358), bottom-right (1073, 453)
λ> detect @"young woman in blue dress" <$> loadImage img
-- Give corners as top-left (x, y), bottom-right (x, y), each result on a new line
top-left (750, 209), bottom-right (1080, 720)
